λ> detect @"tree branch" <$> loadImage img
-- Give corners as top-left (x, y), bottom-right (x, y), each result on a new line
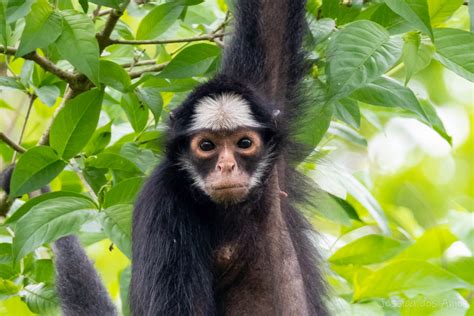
top-left (108, 33), bottom-right (226, 46)
top-left (38, 87), bottom-right (77, 146)
top-left (129, 62), bottom-right (168, 79)
top-left (0, 46), bottom-right (77, 84)
top-left (96, 8), bottom-right (127, 52)
top-left (0, 132), bottom-right (26, 153)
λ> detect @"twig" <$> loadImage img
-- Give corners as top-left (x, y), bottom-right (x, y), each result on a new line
top-left (92, 5), bottom-right (102, 22)
top-left (13, 94), bottom-right (36, 160)
top-left (96, 8), bottom-right (126, 52)
top-left (0, 46), bottom-right (76, 84)
top-left (121, 59), bottom-right (157, 68)
top-left (129, 62), bottom-right (168, 79)
top-left (0, 132), bottom-right (26, 153)
top-left (108, 33), bottom-right (227, 46)
top-left (38, 87), bottom-right (77, 146)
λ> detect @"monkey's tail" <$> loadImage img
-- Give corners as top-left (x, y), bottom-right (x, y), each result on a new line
top-left (53, 235), bottom-right (117, 316)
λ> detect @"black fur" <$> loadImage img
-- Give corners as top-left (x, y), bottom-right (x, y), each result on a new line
top-left (53, 236), bottom-right (116, 315)
top-left (54, 0), bottom-right (329, 314)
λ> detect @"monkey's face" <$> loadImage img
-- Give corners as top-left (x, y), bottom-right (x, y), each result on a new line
top-left (187, 129), bottom-right (266, 204)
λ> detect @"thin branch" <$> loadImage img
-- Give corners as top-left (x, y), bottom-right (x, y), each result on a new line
top-left (96, 8), bottom-right (126, 52)
top-left (0, 132), bottom-right (26, 153)
top-left (108, 33), bottom-right (227, 46)
top-left (92, 5), bottom-right (102, 22)
top-left (129, 63), bottom-right (168, 79)
top-left (0, 46), bottom-right (76, 84)
top-left (98, 9), bottom-right (113, 16)
top-left (38, 87), bottom-right (77, 146)
top-left (13, 94), bottom-right (36, 160)
top-left (121, 59), bottom-right (157, 68)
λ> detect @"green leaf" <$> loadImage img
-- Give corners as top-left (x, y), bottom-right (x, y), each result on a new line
top-left (402, 32), bottom-right (435, 84)
top-left (6, 0), bottom-right (34, 24)
top-left (100, 204), bottom-right (132, 258)
top-left (328, 122), bottom-right (367, 147)
top-left (5, 191), bottom-right (93, 225)
top-left (334, 98), bottom-right (360, 129)
top-left (159, 43), bottom-right (221, 79)
top-left (87, 153), bottom-right (142, 174)
top-left (78, 0), bottom-right (88, 12)
top-left (330, 235), bottom-right (409, 265)
top-left (135, 87), bottom-right (163, 124)
top-left (428, 0), bottom-right (463, 26)
top-left (13, 197), bottom-right (97, 262)
top-left (470, 0), bottom-right (474, 33)
top-left (55, 10), bottom-right (100, 86)
top-left (446, 257), bottom-right (474, 285)
top-left (121, 92), bottom-right (149, 133)
top-left (20, 284), bottom-right (59, 314)
top-left (99, 60), bottom-right (131, 92)
top-left (0, 279), bottom-right (20, 295)
top-left (351, 76), bottom-right (450, 143)
top-left (16, 0), bottom-right (63, 56)
top-left (34, 85), bottom-right (60, 107)
top-left (354, 260), bottom-right (469, 300)
top-left (401, 291), bottom-right (469, 316)
top-left (83, 122), bottom-right (112, 156)
top-left (103, 177), bottom-right (145, 208)
top-left (136, 3), bottom-right (184, 40)
top-left (295, 78), bottom-right (333, 149)
top-left (10, 146), bottom-right (66, 197)
top-left (89, 0), bottom-right (127, 10)
top-left (384, 0), bottom-right (433, 38)
top-left (50, 89), bottom-right (104, 159)
top-left (394, 226), bottom-right (457, 260)
top-left (433, 28), bottom-right (474, 82)
top-left (326, 20), bottom-right (402, 101)
top-left (308, 17), bottom-right (336, 46)
top-left (120, 266), bottom-right (131, 316)
top-left (0, 76), bottom-right (23, 90)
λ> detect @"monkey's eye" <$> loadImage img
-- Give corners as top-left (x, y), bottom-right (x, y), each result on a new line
top-left (237, 137), bottom-right (253, 149)
top-left (199, 140), bottom-right (216, 152)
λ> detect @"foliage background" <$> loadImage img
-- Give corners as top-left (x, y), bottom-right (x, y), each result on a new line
top-left (0, 0), bottom-right (472, 315)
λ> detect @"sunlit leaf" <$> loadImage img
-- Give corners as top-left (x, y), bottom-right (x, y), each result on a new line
top-left (50, 89), bottom-right (104, 159)
top-left (330, 235), bottom-right (409, 265)
top-left (87, 152), bottom-right (142, 174)
top-left (159, 43), bottom-right (221, 79)
top-left (428, 0), bottom-right (463, 26)
top-left (384, 0), bottom-right (433, 38)
top-left (136, 3), bottom-right (183, 40)
top-left (10, 146), bottom-right (66, 197)
top-left (326, 20), bottom-right (402, 101)
top-left (55, 10), bottom-right (100, 85)
top-left (433, 28), bottom-right (474, 82)
top-left (20, 283), bottom-right (59, 314)
top-left (13, 197), bottom-right (97, 262)
top-left (354, 259), bottom-right (469, 300)
top-left (103, 177), bottom-right (145, 208)
top-left (121, 92), bottom-right (149, 132)
top-left (99, 60), bottom-right (131, 92)
top-left (402, 32), bottom-right (435, 84)
top-left (351, 76), bottom-right (450, 143)
top-left (100, 204), bottom-right (132, 258)
top-left (5, 191), bottom-right (93, 225)
top-left (16, 0), bottom-right (63, 56)
top-left (394, 226), bottom-right (457, 260)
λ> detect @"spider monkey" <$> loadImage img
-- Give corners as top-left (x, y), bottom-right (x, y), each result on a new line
top-left (52, 0), bottom-right (329, 315)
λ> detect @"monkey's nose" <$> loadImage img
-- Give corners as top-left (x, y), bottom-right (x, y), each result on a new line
top-left (217, 161), bottom-right (235, 173)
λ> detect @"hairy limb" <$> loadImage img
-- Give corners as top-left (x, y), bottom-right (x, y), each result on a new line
top-left (53, 236), bottom-right (117, 316)
top-left (131, 163), bottom-right (215, 315)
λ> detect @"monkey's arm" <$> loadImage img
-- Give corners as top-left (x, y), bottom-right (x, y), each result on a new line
top-left (222, 0), bottom-right (306, 105)
top-left (131, 163), bottom-right (215, 315)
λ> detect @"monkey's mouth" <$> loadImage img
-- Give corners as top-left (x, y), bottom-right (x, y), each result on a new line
top-left (212, 184), bottom-right (247, 190)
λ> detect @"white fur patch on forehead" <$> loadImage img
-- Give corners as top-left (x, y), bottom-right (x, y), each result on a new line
top-left (188, 93), bottom-right (262, 132)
